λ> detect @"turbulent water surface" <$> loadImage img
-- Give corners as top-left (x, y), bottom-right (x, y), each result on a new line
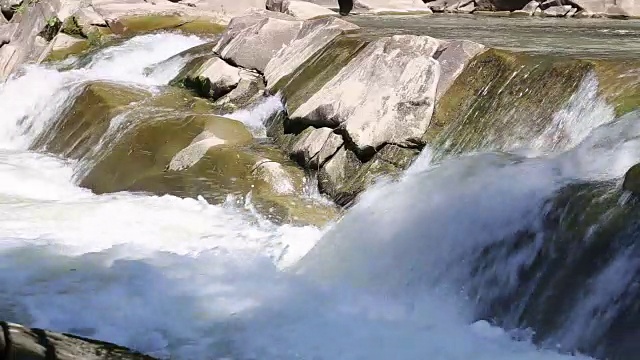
top-left (0, 31), bottom-right (637, 360)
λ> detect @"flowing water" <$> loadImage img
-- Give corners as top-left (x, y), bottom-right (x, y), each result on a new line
top-left (0, 29), bottom-right (638, 360)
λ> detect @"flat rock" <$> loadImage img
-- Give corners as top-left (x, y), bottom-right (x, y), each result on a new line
top-left (434, 39), bottom-right (485, 100)
top-left (219, 16), bottom-right (302, 72)
top-left (264, 16), bottom-right (358, 91)
top-left (291, 35), bottom-right (441, 153)
top-left (286, 0), bottom-right (337, 19)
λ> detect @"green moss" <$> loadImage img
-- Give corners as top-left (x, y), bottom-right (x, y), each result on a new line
top-left (590, 59), bottom-right (640, 117)
top-left (38, 16), bottom-right (61, 41)
top-left (273, 33), bottom-right (369, 114)
top-left (426, 49), bottom-right (592, 157)
top-left (44, 39), bottom-right (91, 62)
top-left (111, 15), bottom-right (225, 37)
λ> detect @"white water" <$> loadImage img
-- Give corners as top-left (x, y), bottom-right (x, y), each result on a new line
top-left (0, 33), bottom-right (614, 359)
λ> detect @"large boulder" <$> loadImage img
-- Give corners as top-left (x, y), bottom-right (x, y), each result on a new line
top-left (290, 35), bottom-right (441, 155)
top-left (0, 321), bottom-right (157, 359)
top-left (172, 56), bottom-right (243, 100)
top-left (570, 0), bottom-right (640, 17)
top-left (434, 39), bottom-right (485, 100)
top-left (264, 16), bottom-right (358, 91)
top-left (218, 15), bottom-right (303, 72)
top-left (285, 0), bottom-right (337, 18)
top-left (38, 32), bottom-right (90, 62)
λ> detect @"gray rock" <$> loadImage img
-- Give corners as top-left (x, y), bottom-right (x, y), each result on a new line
top-left (75, 6), bottom-right (107, 27)
top-left (286, 1), bottom-right (337, 19)
top-left (264, 16), bottom-right (358, 91)
top-left (0, 0), bottom-right (21, 15)
top-left (291, 35), bottom-right (441, 153)
top-left (434, 39), bottom-right (485, 101)
top-left (0, 321), bottom-right (157, 359)
top-left (312, 130), bottom-right (343, 168)
top-left (215, 9), bottom-right (296, 52)
top-left (266, 0), bottom-right (290, 12)
top-left (456, 1), bottom-right (474, 12)
top-left (0, 43), bottom-right (18, 79)
top-left (565, 6), bottom-right (577, 16)
top-left (605, 5), bottom-right (632, 18)
top-left (540, 0), bottom-right (561, 9)
top-left (425, 0), bottom-right (447, 12)
top-left (214, 69), bottom-right (265, 110)
top-left (219, 16), bottom-right (303, 73)
top-left (566, 0), bottom-right (639, 16)
top-left (37, 32), bottom-right (86, 62)
top-left (182, 57), bottom-right (243, 100)
top-left (512, 0), bottom-right (538, 15)
top-left (317, 146), bottom-right (362, 205)
top-left (543, 4), bottom-right (571, 16)
top-left (0, 11), bottom-right (7, 24)
top-left (290, 127), bottom-right (342, 168)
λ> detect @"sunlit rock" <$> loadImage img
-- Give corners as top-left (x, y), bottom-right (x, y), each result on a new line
top-left (543, 5), bottom-right (572, 17)
top-left (40, 32), bottom-right (90, 62)
top-left (264, 16), bottom-right (358, 91)
top-left (173, 56), bottom-right (243, 100)
top-left (218, 15), bottom-right (303, 72)
top-left (285, 1), bottom-right (337, 18)
top-left (434, 39), bottom-right (485, 100)
top-left (291, 35), bottom-right (441, 154)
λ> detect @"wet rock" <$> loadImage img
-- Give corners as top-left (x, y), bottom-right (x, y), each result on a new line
top-left (264, 16), bottom-right (358, 92)
top-left (106, 15), bottom-right (225, 37)
top-left (291, 35), bottom-right (441, 154)
top-left (0, 321), bottom-right (157, 359)
top-left (267, 0), bottom-right (290, 12)
top-left (543, 5), bottom-right (571, 16)
top-left (31, 82), bottom-right (149, 159)
top-left (218, 16), bottom-right (302, 72)
top-left (39, 33), bottom-right (90, 62)
top-left (291, 127), bottom-right (336, 167)
top-left (285, 1), bottom-right (337, 19)
top-left (434, 39), bottom-right (485, 101)
top-left (623, 163), bottom-right (640, 195)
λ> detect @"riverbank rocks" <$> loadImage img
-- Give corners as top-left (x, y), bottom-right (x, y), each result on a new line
top-left (264, 16), bottom-right (359, 91)
top-left (217, 15), bottom-right (303, 72)
top-left (39, 32), bottom-right (90, 62)
top-left (0, 321), bottom-right (157, 359)
top-left (286, 1), bottom-right (337, 18)
top-left (291, 35), bottom-right (441, 154)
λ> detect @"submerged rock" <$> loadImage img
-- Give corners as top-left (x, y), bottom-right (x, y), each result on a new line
top-left (0, 321), bottom-right (157, 359)
top-left (291, 34), bottom-right (441, 154)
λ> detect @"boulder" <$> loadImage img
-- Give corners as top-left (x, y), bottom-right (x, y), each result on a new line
top-left (214, 9), bottom-right (296, 53)
top-left (623, 163), bottom-right (640, 195)
top-left (267, 0), bottom-right (290, 12)
top-left (218, 16), bottom-right (302, 73)
top-left (39, 32), bottom-right (90, 62)
top-left (474, 0), bottom-right (532, 10)
top-left (105, 15), bottom-right (226, 37)
top-left (174, 56), bottom-right (243, 100)
top-left (434, 39), bottom-right (485, 101)
top-left (456, 1), bottom-right (474, 12)
top-left (0, 43), bottom-right (18, 79)
top-left (566, 0), bottom-right (640, 17)
top-left (511, 0), bottom-right (538, 15)
top-left (290, 127), bottom-right (338, 167)
top-left (0, 321), bottom-right (157, 360)
top-left (286, 0), bottom-right (337, 19)
top-left (31, 82), bottom-right (149, 159)
top-left (290, 35), bottom-right (441, 154)
top-left (264, 16), bottom-right (359, 92)
top-left (566, 6), bottom-right (577, 16)
top-left (0, 0), bottom-right (21, 17)
top-left (213, 70), bottom-right (266, 111)
top-left (543, 5), bottom-right (572, 16)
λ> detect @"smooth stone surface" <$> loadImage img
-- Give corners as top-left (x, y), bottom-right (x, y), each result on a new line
top-left (434, 39), bottom-right (485, 100)
top-left (285, 0), bottom-right (337, 19)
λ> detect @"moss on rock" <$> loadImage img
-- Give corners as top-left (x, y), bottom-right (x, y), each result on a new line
top-left (590, 59), bottom-right (640, 117)
top-left (109, 15), bottom-right (225, 37)
top-left (426, 49), bottom-right (592, 157)
top-left (44, 39), bottom-right (91, 62)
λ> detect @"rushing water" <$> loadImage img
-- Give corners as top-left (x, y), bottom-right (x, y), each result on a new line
top-left (0, 32), bottom-right (636, 360)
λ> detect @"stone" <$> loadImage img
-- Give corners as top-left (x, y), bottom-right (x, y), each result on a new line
top-left (0, 321), bottom-right (157, 359)
top-left (623, 163), bottom-right (640, 195)
top-left (290, 127), bottom-right (335, 166)
top-left (286, 0), bottom-right (337, 19)
top-left (475, 0), bottom-right (532, 11)
top-left (543, 5), bottom-right (572, 16)
top-left (0, 43), bottom-right (18, 79)
top-left (266, 0), bottom-right (290, 12)
top-left (357, 0), bottom-right (432, 11)
top-left (605, 4), bottom-right (632, 18)
top-left (0, 23), bottom-right (16, 44)
top-left (0, 11), bottom-right (7, 23)
top-left (215, 9), bottom-right (296, 51)
top-left (219, 16), bottom-right (302, 73)
top-left (38, 32), bottom-right (90, 62)
top-left (313, 130), bottom-right (343, 168)
top-left (456, 1), bottom-right (475, 12)
top-left (264, 16), bottom-right (358, 92)
top-left (213, 69), bottom-right (266, 111)
top-left (317, 146), bottom-right (362, 205)
top-left (512, 0), bottom-right (538, 15)
top-left (566, 6), bottom-right (577, 16)
top-left (434, 39), bottom-right (485, 101)
top-left (0, 0), bottom-right (21, 16)
top-left (290, 35), bottom-right (441, 154)
top-left (425, 0), bottom-right (447, 12)
top-left (176, 56), bottom-right (243, 100)
top-left (76, 6), bottom-right (108, 27)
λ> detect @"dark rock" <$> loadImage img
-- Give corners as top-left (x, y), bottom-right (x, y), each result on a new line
top-left (623, 163), bottom-right (640, 195)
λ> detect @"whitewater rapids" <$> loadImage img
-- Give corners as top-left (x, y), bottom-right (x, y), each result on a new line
top-left (0, 32), bottom-right (616, 359)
